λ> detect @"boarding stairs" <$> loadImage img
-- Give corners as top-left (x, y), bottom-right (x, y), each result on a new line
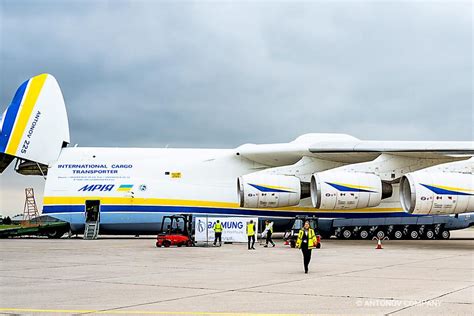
top-left (83, 221), bottom-right (100, 240)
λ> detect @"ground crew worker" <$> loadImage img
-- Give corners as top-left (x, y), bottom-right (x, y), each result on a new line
top-left (296, 221), bottom-right (317, 273)
top-left (213, 220), bottom-right (223, 246)
top-left (264, 220), bottom-right (275, 248)
top-left (247, 220), bottom-right (256, 250)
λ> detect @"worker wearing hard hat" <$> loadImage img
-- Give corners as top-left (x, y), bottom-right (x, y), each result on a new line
top-left (296, 221), bottom-right (317, 273)
top-left (247, 220), bottom-right (256, 250)
top-left (213, 220), bottom-right (223, 247)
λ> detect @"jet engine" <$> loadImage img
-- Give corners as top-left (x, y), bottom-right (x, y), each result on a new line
top-left (400, 172), bottom-right (474, 215)
top-left (310, 172), bottom-right (390, 210)
top-left (238, 175), bottom-right (305, 208)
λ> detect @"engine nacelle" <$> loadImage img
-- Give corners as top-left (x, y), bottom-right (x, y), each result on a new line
top-left (400, 172), bottom-right (474, 215)
top-left (238, 175), bottom-right (302, 208)
top-left (310, 172), bottom-right (384, 209)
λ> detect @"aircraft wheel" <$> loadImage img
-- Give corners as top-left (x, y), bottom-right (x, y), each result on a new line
top-left (163, 240), bottom-right (171, 247)
top-left (375, 230), bottom-right (385, 240)
top-left (440, 230), bottom-right (450, 239)
top-left (409, 230), bottom-right (419, 239)
top-left (359, 229), bottom-right (369, 239)
top-left (342, 229), bottom-right (352, 239)
top-left (393, 230), bottom-right (403, 240)
top-left (425, 229), bottom-right (435, 239)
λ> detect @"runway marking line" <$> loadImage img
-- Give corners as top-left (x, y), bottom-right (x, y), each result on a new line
top-left (0, 308), bottom-right (317, 316)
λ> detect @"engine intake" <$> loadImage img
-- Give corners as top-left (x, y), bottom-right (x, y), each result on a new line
top-left (310, 172), bottom-right (384, 209)
top-left (238, 175), bottom-right (302, 208)
top-left (400, 172), bottom-right (474, 215)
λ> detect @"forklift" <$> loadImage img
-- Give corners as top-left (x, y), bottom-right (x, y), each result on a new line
top-left (156, 214), bottom-right (194, 247)
top-left (284, 215), bottom-right (321, 249)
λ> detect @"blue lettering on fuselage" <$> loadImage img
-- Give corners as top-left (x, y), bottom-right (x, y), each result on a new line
top-left (78, 184), bottom-right (115, 192)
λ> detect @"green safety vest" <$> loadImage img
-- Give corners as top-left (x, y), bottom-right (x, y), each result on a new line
top-left (213, 222), bottom-right (223, 233)
top-left (247, 223), bottom-right (255, 236)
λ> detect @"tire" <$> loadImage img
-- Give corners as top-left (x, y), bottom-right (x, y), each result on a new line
top-left (47, 230), bottom-right (65, 239)
top-left (440, 230), bottom-right (450, 239)
top-left (393, 230), bottom-right (403, 240)
top-left (156, 242), bottom-right (161, 248)
top-left (163, 240), bottom-right (171, 247)
top-left (342, 229), bottom-right (352, 239)
top-left (425, 229), bottom-right (435, 239)
top-left (177, 244), bottom-right (182, 247)
top-left (375, 230), bottom-right (385, 240)
top-left (186, 240), bottom-right (193, 247)
top-left (359, 230), bottom-right (369, 239)
top-left (316, 243), bottom-right (321, 249)
top-left (409, 230), bottom-right (419, 239)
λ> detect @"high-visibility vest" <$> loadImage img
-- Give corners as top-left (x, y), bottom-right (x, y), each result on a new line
top-left (247, 223), bottom-right (255, 236)
top-left (265, 223), bottom-right (273, 234)
top-left (296, 228), bottom-right (317, 249)
top-left (213, 222), bottom-right (223, 233)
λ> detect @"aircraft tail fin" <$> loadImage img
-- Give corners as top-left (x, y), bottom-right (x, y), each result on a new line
top-left (0, 74), bottom-right (70, 174)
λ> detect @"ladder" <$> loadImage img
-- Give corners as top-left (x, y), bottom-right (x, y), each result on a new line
top-left (22, 188), bottom-right (40, 226)
top-left (83, 222), bottom-right (99, 240)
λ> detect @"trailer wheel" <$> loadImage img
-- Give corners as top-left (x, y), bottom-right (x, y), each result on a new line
top-left (393, 230), bottom-right (403, 240)
top-left (440, 230), bottom-right (450, 239)
top-left (342, 229), bottom-right (352, 239)
top-left (359, 230), bottom-right (369, 239)
top-left (424, 229), bottom-right (435, 239)
top-left (409, 230), bottom-right (419, 239)
top-left (163, 240), bottom-right (171, 247)
top-left (375, 230), bottom-right (385, 240)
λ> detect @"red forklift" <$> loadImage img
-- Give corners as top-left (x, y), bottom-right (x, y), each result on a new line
top-left (156, 214), bottom-right (194, 248)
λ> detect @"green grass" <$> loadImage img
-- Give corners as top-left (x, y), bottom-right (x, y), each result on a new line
top-left (0, 224), bottom-right (20, 230)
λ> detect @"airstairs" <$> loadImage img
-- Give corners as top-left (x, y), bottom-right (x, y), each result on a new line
top-left (83, 222), bottom-right (99, 240)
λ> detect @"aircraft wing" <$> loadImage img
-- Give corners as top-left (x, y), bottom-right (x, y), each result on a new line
top-left (237, 137), bottom-right (474, 166)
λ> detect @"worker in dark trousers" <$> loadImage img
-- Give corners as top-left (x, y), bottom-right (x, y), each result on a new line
top-left (296, 221), bottom-right (317, 273)
top-left (247, 220), bottom-right (256, 250)
top-left (213, 220), bottom-right (223, 246)
top-left (264, 220), bottom-right (275, 247)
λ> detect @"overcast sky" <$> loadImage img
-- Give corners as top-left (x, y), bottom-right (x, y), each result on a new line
top-left (0, 0), bottom-right (472, 215)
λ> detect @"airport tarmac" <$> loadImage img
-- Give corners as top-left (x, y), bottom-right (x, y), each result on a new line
top-left (0, 229), bottom-right (473, 316)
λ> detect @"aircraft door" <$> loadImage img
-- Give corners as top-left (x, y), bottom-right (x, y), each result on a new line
top-left (85, 200), bottom-right (100, 223)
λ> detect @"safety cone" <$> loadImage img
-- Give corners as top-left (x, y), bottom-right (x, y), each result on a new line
top-left (376, 238), bottom-right (383, 249)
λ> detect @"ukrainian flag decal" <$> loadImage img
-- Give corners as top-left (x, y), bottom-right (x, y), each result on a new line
top-left (325, 182), bottom-right (377, 193)
top-left (248, 184), bottom-right (296, 193)
top-left (117, 184), bottom-right (133, 192)
top-left (420, 184), bottom-right (474, 196)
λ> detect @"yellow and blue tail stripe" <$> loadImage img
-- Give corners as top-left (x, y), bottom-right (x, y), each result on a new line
top-left (421, 184), bottom-right (474, 196)
top-left (326, 182), bottom-right (377, 193)
top-left (0, 74), bottom-right (47, 155)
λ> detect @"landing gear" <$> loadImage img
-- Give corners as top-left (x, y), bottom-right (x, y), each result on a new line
top-left (375, 230), bottom-right (385, 240)
top-left (393, 229), bottom-right (404, 240)
top-left (440, 230), bottom-right (450, 240)
top-left (409, 229), bottom-right (419, 239)
top-left (342, 228), bottom-right (352, 239)
top-left (359, 229), bottom-right (370, 239)
top-left (424, 229), bottom-right (435, 240)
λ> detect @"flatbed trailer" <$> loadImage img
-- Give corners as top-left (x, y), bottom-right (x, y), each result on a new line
top-left (0, 216), bottom-right (70, 238)
top-left (317, 214), bottom-right (474, 240)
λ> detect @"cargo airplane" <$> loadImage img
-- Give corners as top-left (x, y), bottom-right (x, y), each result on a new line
top-left (1, 74), bottom-right (473, 234)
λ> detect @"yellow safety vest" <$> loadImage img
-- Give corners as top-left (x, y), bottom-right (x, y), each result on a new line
top-left (266, 223), bottom-right (273, 234)
top-left (296, 228), bottom-right (317, 249)
top-left (247, 223), bottom-right (255, 236)
top-left (213, 222), bottom-right (223, 233)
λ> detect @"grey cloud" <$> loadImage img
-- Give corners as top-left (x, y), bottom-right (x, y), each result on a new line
top-left (0, 0), bottom-right (472, 214)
